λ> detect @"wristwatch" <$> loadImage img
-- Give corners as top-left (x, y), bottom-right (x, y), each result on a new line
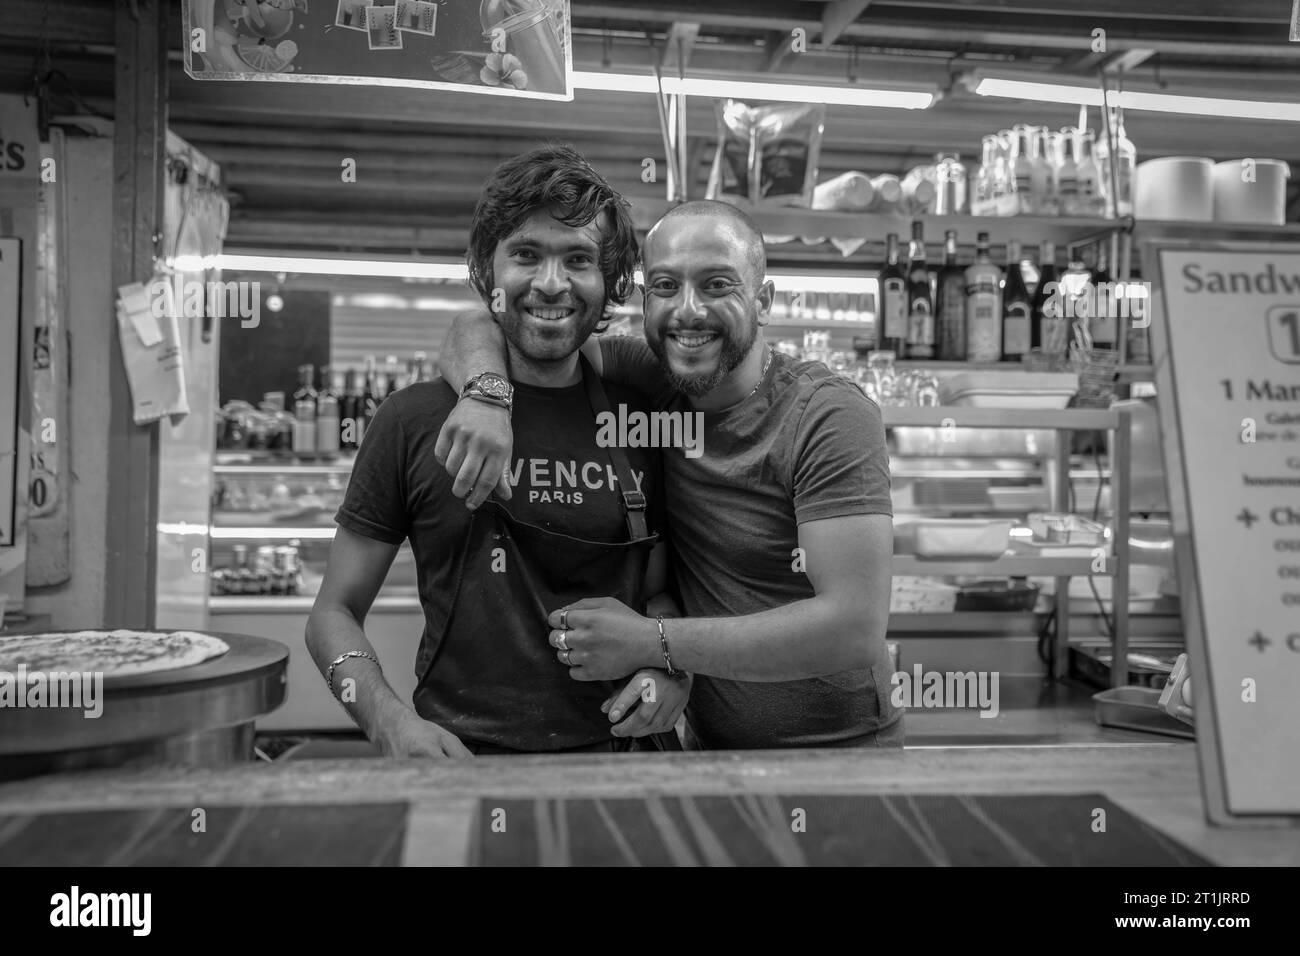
top-left (461, 372), bottom-right (514, 411)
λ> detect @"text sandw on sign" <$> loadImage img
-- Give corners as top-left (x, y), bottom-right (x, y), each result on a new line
top-left (182, 0), bottom-right (572, 100)
top-left (1150, 243), bottom-right (1300, 822)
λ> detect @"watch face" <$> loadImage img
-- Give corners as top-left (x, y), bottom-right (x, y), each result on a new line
top-left (479, 375), bottom-right (511, 400)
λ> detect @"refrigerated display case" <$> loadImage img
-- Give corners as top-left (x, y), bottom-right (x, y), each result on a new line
top-left (209, 453), bottom-right (423, 731)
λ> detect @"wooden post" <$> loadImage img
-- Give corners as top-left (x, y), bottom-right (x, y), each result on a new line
top-left (105, 0), bottom-right (167, 627)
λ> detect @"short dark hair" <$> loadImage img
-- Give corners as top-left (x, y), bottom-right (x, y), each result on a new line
top-left (650, 199), bottom-right (767, 286)
top-left (466, 144), bottom-right (638, 325)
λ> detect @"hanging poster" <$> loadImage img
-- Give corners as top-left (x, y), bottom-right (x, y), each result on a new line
top-left (182, 0), bottom-right (572, 100)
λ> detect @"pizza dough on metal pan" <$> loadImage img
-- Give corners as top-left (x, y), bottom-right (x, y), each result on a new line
top-left (0, 630), bottom-right (230, 677)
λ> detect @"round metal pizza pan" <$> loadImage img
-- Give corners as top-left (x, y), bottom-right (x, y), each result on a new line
top-left (0, 631), bottom-right (288, 764)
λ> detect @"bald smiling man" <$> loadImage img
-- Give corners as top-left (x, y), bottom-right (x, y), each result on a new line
top-left (437, 195), bottom-right (902, 751)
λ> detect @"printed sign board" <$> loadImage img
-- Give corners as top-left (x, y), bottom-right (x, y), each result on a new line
top-left (1149, 242), bottom-right (1300, 823)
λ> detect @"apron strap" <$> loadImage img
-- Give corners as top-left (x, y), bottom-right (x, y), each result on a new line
top-left (578, 352), bottom-right (650, 541)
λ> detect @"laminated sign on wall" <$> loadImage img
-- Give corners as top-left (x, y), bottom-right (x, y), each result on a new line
top-left (0, 238), bottom-right (19, 549)
top-left (182, 0), bottom-right (572, 99)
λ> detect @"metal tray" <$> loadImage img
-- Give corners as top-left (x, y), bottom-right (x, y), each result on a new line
top-left (1093, 686), bottom-right (1194, 740)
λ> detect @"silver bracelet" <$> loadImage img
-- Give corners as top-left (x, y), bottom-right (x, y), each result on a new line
top-left (327, 650), bottom-right (381, 696)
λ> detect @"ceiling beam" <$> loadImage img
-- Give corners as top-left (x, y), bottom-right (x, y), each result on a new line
top-left (822, 0), bottom-right (873, 48)
top-left (1103, 48), bottom-right (1158, 73)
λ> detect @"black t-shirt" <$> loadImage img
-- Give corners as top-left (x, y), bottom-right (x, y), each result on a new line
top-left (334, 375), bottom-right (662, 746)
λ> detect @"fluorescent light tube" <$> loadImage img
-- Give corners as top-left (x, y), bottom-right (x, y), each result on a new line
top-left (972, 76), bottom-right (1300, 122)
top-left (214, 254), bottom-right (469, 279)
top-left (574, 71), bottom-right (935, 109)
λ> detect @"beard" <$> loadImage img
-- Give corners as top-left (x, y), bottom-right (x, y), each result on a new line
top-left (496, 293), bottom-right (604, 366)
top-left (646, 316), bottom-right (758, 397)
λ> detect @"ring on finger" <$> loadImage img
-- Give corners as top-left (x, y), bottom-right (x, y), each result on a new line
top-left (560, 648), bottom-right (572, 666)
top-left (560, 608), bottom-right (569, 630)
top-left (556, 632), bottom-right (568, 651)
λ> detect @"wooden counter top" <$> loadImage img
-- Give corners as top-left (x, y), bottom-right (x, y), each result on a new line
top-left (1, 744), bottom-right (1296, 866)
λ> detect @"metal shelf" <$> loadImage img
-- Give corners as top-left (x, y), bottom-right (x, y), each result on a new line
top-left (210, 526), bottom-right (337, 540)
top-left (214, 460), bottom-right (354, 476)
top-left (630, 199), bottom-right (1123, 249)
top-left (881, 407), bottom-right (1119, 429)
top-left (210, 594), bottom-right (421, 613)
top-left (893, 554), bottom-right (1110, 577)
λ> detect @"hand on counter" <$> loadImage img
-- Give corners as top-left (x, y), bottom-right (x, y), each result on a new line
top-left (374, 707), bottom-right (474, 759)
top-left (548, 597), bottom-right (659, 681)
top-left (604, 668), bottom-right (692, 738)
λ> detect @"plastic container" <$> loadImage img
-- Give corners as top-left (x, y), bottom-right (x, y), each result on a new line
top-left (955, 580), bottom-right (1040, 612)
top-left (1135, 156), bottom-right (1213, 221)
top-left (940, 371), bottom-right (1079, 409)
top-left (1212, 158), bottom-right (1291, 225)
top-left (913, 518), bottom-right (1013, 559)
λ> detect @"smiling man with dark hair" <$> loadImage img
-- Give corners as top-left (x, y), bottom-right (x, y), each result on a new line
top-left (305, 144), bottom-right (687, 757)
top-left (437, 198), bottom-right (902, 751)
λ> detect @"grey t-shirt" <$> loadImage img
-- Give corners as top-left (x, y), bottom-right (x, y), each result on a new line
top-left (601, 337), bottom-right (900, 749)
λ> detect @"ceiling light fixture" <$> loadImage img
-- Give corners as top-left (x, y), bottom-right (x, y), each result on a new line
top-left (968, 73), bottom-right (1300, 123)
top-left (218, 256), bottom-right (875, 294)
top-left (573, 71), bottom-right (936, 109)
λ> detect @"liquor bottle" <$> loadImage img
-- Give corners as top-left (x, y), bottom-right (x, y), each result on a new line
top-left (964, 232), bottom-right (1003, 362)
top-left (383, 355), bottom-right (402, 396)
top-left (905, 222), bottom-right (935, 359)
top-left (972, 135), bottom-right (999, 216)
top-left (340, 369), bottom-right (364, 450)
top-left (292, 364), bottom-right (317, 459)
top-left (1057, 128), bottom-right (1081, 216)
top-left (936, 230), bottom-right (966, 361)
top-left (1032, 241), bottom-right (1066, 358)
top-left (878, 233), bottom-right (908, 354)
top-left (1096, 106), bottom-right (1136, 218)
top-left (316, 369), bottom-right (342, 462)
top-left (362, 355), bottom-right (381, 433)
top-left (1031, 126), bottom-right (1056, 216)
top-left (411, 350), bottom-right (431, 384)
top-left (994, 130), bottom-right (1019, 217)
top-left (1011, 125), bottom-right (1036, 215)
top-left (1075, 129), bottom-right (1106, 217)
top-left (1088, 244), bottom-right (1117, 350)
top-left (293, 363), bottom-right (318, 406)
top-left (1001, 239), bottom-right (1033, 361)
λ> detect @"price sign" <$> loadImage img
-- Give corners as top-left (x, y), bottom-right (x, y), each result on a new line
top-left (1150, 244), bottom-right (1300, 822)
top-left (0, 238), bottom-right (19, 546)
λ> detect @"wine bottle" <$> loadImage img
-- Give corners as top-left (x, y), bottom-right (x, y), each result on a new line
top-left (905, 221), bottom-right (935, 359)
top-left (936, 230), bottom-right (966, 361)
top-left (1088, 243), bottom-right (1117, 350)
top-left (964, 232), bottom-right (1003, 362)
top-left (878, 233), bottom-right (907, 355)
top-left (1002, 239), bottom-right (1032, 361)
top-left (340, 369), bottom-right (364, 450)
top-left (1032, 241), bottom-right (1066, 358)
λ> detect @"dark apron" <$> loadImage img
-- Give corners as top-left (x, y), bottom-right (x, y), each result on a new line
top-left (413, 356), bottom-right (679, 753)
